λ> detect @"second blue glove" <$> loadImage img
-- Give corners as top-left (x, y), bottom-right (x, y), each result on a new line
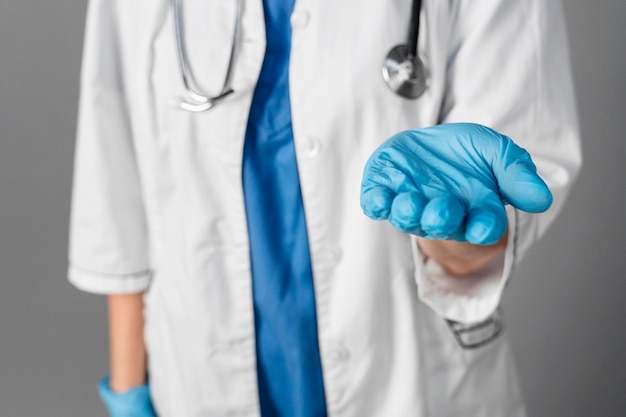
top-left (98, 376), bottom-right (157, 417)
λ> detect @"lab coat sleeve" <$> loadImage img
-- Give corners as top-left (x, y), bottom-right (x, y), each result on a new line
top-left (414, 0), bottom-right (582, 324)
top-left (68, 0), bottom-right (151, 294)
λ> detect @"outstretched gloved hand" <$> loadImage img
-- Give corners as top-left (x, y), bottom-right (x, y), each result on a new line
top-left (360, 123), bottom-right (552, 245)
top-left (98, 376), bottom-right (158, 417)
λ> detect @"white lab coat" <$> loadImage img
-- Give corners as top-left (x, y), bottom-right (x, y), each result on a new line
top-left (68, 0), bottom-right (581, 415)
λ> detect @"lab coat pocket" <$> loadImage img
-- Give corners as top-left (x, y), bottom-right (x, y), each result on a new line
top-left (416, 299), bottom-right (525, 416)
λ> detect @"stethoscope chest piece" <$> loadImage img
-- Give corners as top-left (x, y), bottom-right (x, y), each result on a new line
top-left (383, 44), bottom-right (427, 99)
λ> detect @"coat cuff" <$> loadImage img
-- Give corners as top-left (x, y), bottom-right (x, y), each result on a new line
top-left (68, 264), bottom-right (152, 294)
top-left (413, 206), bottom-right (518, 325)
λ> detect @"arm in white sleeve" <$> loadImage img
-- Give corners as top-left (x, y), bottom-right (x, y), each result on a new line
top-left (68, 0), bottom-right (151, 294)
top-left (415, 0), bottom-right (582, 324)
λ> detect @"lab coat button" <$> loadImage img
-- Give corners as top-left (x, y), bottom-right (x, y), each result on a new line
top-left (291, 11), bottom-right (310, 29)
top-left (302, 137), bottom-right (321, 158)
top-left (319, 247), bottom-right (342, 264)
top-left (328, 347), bottom-right (350, 362)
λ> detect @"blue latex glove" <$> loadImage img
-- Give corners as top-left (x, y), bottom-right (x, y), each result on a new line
top-left (98, 376), bottom-right (157, 417)
top-left (360, 123), bottom-right (552, 245)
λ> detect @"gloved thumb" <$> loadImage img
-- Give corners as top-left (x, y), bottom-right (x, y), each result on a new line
top-left (496, 148), bottom-right (553, 213)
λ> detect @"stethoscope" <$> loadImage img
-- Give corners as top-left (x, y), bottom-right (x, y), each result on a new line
top-left (382, 0), bottom-right (427, 99)
top-left (172, 0), bottom-right (426, 113)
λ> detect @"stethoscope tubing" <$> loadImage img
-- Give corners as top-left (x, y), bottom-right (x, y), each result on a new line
top-left (407, 0), bottom-right (422, 58)
top-left (172, 0), bottom-right (241, 112)
top-left (173, 0), bottom-right (426, 112)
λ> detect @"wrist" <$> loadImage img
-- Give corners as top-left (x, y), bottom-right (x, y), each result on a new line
top-left (109, 372), bottom-right (148, 393)
top-left (416, 231), bottom-right (508, 277)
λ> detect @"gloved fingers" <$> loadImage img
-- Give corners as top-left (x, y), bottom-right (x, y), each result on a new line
top-left (495, 145), bottom-right (553, 213)
top-left (420, 196), bottom-right (467, 240)
top-left (464, 201), bottom-right (508, 245)
top-left (388, 191), bottom-right (429, 235)
top-left (361, 164), bottom-right (419, 220)
top-left (360, 186), bottom-right (396, 220)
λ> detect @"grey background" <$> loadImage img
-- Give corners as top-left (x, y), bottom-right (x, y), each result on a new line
top-left (0, 1), bottom-right (624, 416)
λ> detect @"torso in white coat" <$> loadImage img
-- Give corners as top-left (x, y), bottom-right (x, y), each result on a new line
top-left (69, 0), bottom-right (581, 415)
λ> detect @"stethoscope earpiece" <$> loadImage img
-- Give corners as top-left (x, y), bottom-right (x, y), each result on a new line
top-left (383, 45), bottom-right (427, 99)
